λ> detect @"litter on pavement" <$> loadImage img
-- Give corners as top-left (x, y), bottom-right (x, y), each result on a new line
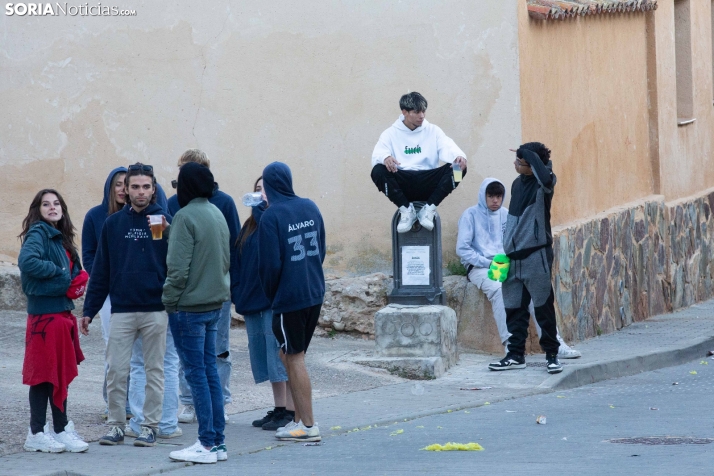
top-left (422, 442), bottom-right (484, 451)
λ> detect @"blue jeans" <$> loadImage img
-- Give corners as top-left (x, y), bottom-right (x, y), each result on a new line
top-left (170, 309), bottom-right (225, 447)
top-left (127, 325), bottom-right (180, 435)
top-left (179, 300), bottom-right (232, 405)
top-left (244, 308), bottom-right (288, 384)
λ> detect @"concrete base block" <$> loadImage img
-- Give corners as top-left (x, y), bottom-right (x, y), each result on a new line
top-left (373, 304), bottom-right (458, 377)
top-left (355, 356), bottom-right (446, 379)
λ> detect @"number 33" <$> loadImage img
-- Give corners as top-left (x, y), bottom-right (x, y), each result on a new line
top-left (287, 231), bottom-right (319, 262)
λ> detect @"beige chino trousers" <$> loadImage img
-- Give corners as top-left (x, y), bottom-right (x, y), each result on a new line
top-left (106, 311), bottom-right (167, 429)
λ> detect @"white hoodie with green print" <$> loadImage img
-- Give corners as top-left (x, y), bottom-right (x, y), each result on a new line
top-left (371, 115), bottom-right (466, 171)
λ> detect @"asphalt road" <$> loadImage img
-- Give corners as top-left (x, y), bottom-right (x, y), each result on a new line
top-left (172, 357), bottom-right (714, 476)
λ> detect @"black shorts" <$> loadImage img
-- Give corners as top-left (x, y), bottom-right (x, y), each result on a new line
top-left (272, 304), bottom-right (322, 355)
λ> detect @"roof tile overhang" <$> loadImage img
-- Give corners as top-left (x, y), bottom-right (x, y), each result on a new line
top-left (527, 0), bottom-right (658, 21)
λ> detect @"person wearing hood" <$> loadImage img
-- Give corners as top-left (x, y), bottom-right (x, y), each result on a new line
top-left (488, 143), bottom-right (563, 374)
top-left (162, 162), bottom-right (230, 464)
top-left (258, 162), bottom-right (325, 443)
top-left (80, 163), bottom-right (172, 448)
top-left (82, 168), bottom-right (171, 421)
top-left (232, 177), bottom-right (294, 432)
top-left (166, 149), bottom-right (240, 426)
top-left (371, 91), bottom-right (467, 232)
top-left (457, 177), bottom-right (580, 360)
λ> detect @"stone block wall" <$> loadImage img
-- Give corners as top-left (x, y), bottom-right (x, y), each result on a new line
top-left (551, 188), bottom-right (714, 343)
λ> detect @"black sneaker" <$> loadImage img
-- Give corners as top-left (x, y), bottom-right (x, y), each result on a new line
top-left (546, 354), bottom-right (563, 374)
top-left (99, 425), bottom-right (124, 445)
top-left (262, 410), bottom-right (293, 431)
top-left (252, 410), bottom-right (278, 428)
top-left (133, 427), bottom-right (156, 447)
top-left (488, 354), bottom-right (526, 371)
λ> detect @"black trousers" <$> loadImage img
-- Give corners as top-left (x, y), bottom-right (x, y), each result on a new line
top-left (370, 163), bottom-right (466, 208)
top-left (504, 247), bottom-right (559, 356)
top-left (29, 382), bottom-right (68, 434)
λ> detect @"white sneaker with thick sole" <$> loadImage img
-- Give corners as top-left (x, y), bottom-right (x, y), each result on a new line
top-left (557, 335), bottom-right (582, 359)
top-left (45, 421), bottom-right (89, 453)
top-left (397, 204), bottom-right (417, 233)
top-left (215, 443), bottom-right (228, 461)
top-left (24, 429), bottom-right (65, 453)
top-left (158, 426), bottom-right (183, 439)
top-left (276, 420), bottom-right (299, 433)
top-left (275, 422), bottom-right (321, 442)
top-left (417, 204), bottom-right (437, 231)
top-left (169, 440), bottom-right (218, 464)
top-left (178, 405), bottom-right (196, 424)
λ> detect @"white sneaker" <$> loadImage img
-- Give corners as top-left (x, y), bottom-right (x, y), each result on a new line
top-left (178, 404), bottom-right (196, 423)
top-left (46, 421), bottom-right (89, 453)
top-left (224, 412), bottom-right (229, 422)
top-left (275, 421), bottom-right (321, 442)
top-left (24, 429), bottom-right (65, 453)
top-left (397, 204), bottom-right (417, 233)
top-left (557, 335), bottom-right (582, 359)
top-left (417, 204), bottom-right (437, 231)
top-left (169, 440), bottom-right (218, 464)
top-left (215, 443), bottom-right (228, 461)
top-left (157, 426), bottom-right (183, 439)
top-left (123, 424), bottom-right (139, 438)
top-left (276, 420), bottom-right (299, 433)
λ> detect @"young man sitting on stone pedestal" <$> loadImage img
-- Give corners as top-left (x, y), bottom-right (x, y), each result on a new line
top-left (370, 91), bottom-right (467, 232)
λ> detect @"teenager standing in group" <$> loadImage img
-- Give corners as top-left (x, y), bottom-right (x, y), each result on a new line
top-left (258, 162), bottom-right (326, 442)
top-left (19, 189), bottom-right (89, 453)
top-left (81, 163), bottom-right (172, 448)
top-left (167, 149), bottom-right (240, 424)
top-left (232, 177), bottom-right (294, 432)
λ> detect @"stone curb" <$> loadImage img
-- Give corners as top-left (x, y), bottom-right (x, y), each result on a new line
top-left (539, 335), bottom-right (714, 390)
top-left (35, 462), bottom-right (192, 476)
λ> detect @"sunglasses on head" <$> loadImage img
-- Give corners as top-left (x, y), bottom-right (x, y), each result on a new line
top-left (128, 164), bottom-right (154, 172)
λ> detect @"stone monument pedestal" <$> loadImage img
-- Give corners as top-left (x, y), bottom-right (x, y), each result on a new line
top-left (357, 304), bottom-right (458, 379)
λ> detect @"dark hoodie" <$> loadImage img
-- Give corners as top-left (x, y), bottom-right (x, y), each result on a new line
top-left (258, 162), bottom-right (326, 314)
top-left (168, 182), bottom-right (241, 284)
top-left (82, 167), bottom-right (170, 276)
top-left (231, 203), bottom-right (271, 315)
top-left (503, 146), bottom-right (557, 261)
top-left (82, 201), bottom-right (172, 319)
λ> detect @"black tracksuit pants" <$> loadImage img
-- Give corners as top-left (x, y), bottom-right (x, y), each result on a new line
top-left (503, 247), bottom-right (560, 356)
top-left (370, 163), bottom-right (466, 208)
top-left (29, 382), bottom-right (68, 434)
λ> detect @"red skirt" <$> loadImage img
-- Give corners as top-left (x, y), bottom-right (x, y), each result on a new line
top-left (22, 311), bottom-right (85, 411)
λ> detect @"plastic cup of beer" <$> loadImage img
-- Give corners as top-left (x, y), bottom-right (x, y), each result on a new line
top-left (452, 162), bottom-right (462, 183)
top-left (148, 215), bottom-right (163, 240)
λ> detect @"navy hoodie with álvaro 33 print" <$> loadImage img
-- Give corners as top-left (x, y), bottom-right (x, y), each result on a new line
top-left (257, 162), bottom-right (326, 314)
top-left (82, 202), bottom-right (172, 319)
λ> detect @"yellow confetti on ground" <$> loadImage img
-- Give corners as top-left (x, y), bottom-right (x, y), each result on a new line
top-left (265, 446), bottom-right (273, 450)
top-left (464, 411), bottom-right (470, 414)
top-left (416, 426), bottom-right (424, 429)
top-left (330, 426), bottom-right (342, 430)
top-left (690, 371), bottom-right (698, 375)
top-left (609, 405), bottom-right (615, 409)
top-left (390, 429), bottom-right (404, 436)
top-left (557, 395), bottom-right (566, 398)
top-left (447, 410), bottom-right (453, 413)
top-left (437, 426), bottom-right (443, 429)
top-left (360, 425), bottom-right (373, 430)
top-left (422, 442), bottom-right (484, 452)
top-left (700, 361), bottom-right (709, 365)
top-left (484, 402), bottom-right (490, 405)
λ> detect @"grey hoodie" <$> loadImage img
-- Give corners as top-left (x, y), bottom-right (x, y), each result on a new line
top-left (456, 178), bottom-right (508, 269)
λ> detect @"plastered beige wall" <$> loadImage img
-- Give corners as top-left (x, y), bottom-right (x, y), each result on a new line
top-left (518, 5), bottom-right (654, 226)
top-left (0, 0), bottom-right (522, 273)
top-left (652, 0), bottom-right (714, 200)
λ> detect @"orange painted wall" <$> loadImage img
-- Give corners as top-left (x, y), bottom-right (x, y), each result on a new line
top-left (517, 4), bottom-right (655, 225)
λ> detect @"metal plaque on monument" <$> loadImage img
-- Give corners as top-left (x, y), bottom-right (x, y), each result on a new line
top-left (388, 201), bottom-right (445, 305)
